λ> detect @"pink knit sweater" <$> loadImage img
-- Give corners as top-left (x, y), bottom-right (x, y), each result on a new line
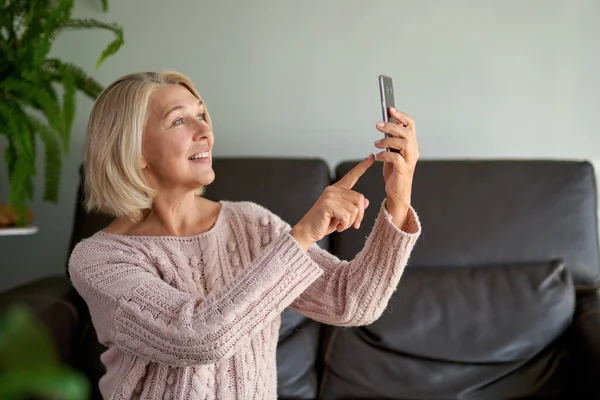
top-left (68, 200), bottom-right (421, 399)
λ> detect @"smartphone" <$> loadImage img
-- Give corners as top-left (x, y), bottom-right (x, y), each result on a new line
top-left (378, 75), bottom-right (400, 153)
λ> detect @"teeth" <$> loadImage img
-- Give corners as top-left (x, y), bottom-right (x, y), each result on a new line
top-left (188, 152), bottom-right (209, 160)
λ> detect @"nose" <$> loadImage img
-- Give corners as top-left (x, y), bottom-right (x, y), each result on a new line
top-left (192, 119), bottom-right (212, 142)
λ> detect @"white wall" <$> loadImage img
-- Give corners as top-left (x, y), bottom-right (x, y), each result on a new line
top-left (1, 0), bottom-right (599, 291)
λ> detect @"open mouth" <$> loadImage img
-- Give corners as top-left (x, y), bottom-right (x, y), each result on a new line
top-left (188, 151), bottom-right (210, 160)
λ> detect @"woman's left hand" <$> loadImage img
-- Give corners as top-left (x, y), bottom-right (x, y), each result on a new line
top-left (373, 107), bottom-right (419, 228)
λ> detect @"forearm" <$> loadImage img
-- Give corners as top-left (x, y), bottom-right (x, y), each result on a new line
top-left (70, 234), bottom-right (323, 367)
top-left (291, 202), bottom-right (421, 326)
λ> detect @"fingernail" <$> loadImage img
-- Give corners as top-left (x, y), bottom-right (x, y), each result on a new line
top-left (356, 222), bottom-right (361, 229)
top-left (374, 139), bottom-right (382, 145)
top-left (390, 107), bottom-right (396, 112)
top-left (377, 122), bottom-right (384, 127)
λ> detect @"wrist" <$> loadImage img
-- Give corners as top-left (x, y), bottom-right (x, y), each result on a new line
top-left (385, 199), bottom-right (410, 228)
top-left (290, 224), bottom-right (314, 251)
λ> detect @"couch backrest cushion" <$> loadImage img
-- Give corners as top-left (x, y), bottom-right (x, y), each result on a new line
top-left (333, 160), bottom-right (600, 289)
top-left (204, 157), bottom-right (330, 234)
top-left (319, 259), bottom-right (576, 399)
top-left (68, 166), bottom-right (114, 258)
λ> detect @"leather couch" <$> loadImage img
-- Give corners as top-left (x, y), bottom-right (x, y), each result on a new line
top-left (1, 157), bottom-right (600, 399)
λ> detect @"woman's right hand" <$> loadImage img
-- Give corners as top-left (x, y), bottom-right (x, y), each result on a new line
top-left (290, 154), bottom-right (375, 250)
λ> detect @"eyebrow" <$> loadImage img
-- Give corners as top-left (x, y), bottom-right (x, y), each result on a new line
top-left (163, 100), bottom-right (203, 119)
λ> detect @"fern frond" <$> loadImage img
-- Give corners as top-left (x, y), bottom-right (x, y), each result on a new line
top-left (95, 32), bottom-right (124, 69)
top-left (16, 1), bottom-right (53, 74)
top-left (5, 102), bottom-right (37, 222)
top-left (28, 37), bottom-right (54, 75)
top-left (42, 59), bottom-right (104, 99)
top-left (0, 101), bottom-right (35, 163)
top-left (60, 65), bottom-right (76, 153)
top-left (2, 77), bottom-right (63, 135)
top-left (29, 117), bottom-right (62, 203)
top-left (0, 1), bottom-right (27, 28)
top-left (4, 146), bottom-right (16, 176)
top-left (0, 1), bottom-right (25, 46)
top-left (53, 18), bottom-right (121, 38)
top-left (0, 101), bottom-right (19, 142)
top-left (53, 18), bottom-right (124, 68)
top-left (46, 0), bottom-right (74, 29)
top-left (13, 1), bottom-right (74, 80)
top-left (8, 154), bottom-right (35, 224)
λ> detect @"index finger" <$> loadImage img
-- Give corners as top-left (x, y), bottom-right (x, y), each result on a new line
top-left (334, 154), bottom-right (375, 189)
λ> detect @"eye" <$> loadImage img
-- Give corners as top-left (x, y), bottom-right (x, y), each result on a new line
top-left (173, 118), bottom-right (184, 126)
top-left (197, 113), bottom-right (205, 121)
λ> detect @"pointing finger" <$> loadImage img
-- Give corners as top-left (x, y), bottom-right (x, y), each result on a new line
top-left (334, 154), bottom-right (375, 189)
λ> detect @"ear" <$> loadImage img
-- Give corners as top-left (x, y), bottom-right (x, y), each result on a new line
top-left (141, 155), bottom-right (148, 169)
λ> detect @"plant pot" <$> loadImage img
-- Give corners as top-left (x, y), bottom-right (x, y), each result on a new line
top-left (0, 204), bottom-right (37, 235)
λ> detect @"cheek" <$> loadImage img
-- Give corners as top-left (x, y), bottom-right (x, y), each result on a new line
top-left (144, 135), bottom-right (186, 163)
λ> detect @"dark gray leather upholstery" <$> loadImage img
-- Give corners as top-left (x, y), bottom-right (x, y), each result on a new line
top-left (333, 160), bottom-right (600, 288)
top-left (205, 157), bottom-right (331, 241)
top-left (319, 260), bottom-right (575, 399)
top-left (326, 159), bottom-right (600, 399)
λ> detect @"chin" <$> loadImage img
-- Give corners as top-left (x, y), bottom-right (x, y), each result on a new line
top-left (197, 169), bottom-right (216, 186)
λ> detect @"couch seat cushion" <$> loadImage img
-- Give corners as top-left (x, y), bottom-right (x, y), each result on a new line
top-left (320, 260), bottom-right (575, 399)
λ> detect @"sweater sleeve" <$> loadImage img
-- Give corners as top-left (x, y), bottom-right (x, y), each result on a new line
top-left (288, 200), bottom-right (421, 326)
top-left (68, 232), bottom-right (323, 367)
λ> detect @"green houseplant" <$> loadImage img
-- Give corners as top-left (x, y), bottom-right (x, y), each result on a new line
top-left (0, 304), bottom-right (89, 399)
top-left (0, 0), bottom-right (124, 226)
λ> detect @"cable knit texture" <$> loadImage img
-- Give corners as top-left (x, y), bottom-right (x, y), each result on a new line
top-left (68, 200), bottom-right (421, 399)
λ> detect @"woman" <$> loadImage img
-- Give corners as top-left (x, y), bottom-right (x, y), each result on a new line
top-left (69, 71), bottom-right (421, 399)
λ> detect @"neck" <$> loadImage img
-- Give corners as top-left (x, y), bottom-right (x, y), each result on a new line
top-left (145, 189), bottom-right (204, 236)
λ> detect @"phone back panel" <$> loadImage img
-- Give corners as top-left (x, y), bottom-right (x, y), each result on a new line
top-left (378, 75), bottom-right (396, 124)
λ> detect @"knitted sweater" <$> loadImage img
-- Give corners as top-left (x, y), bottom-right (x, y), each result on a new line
top-left (68, 200), bottom-right (421, 400)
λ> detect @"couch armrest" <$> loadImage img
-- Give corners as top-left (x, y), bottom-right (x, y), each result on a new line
top-left (0, 276), bottom-right (81, 364)
top-left (571, 291), bottom-right (600, 395)
top-left (574, 293), bottom-right (600, 364)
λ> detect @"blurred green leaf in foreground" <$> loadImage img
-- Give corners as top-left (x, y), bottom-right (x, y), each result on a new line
top-left (0, 304), bottom-right (89, 400)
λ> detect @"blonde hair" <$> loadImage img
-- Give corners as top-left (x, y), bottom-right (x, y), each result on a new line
top-left (83, 71), bottom-right (211, 221)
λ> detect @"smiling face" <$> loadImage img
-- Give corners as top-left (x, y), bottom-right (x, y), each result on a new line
top-left (141, 84), bottom-right (215, 194)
